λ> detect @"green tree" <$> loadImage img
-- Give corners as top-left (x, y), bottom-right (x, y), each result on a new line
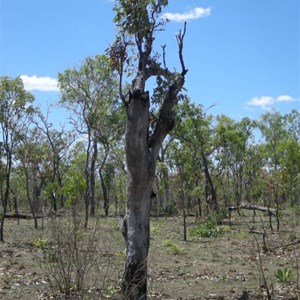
top-left (63, 141), bottom-right (87, 207)
top-left (258, 110), bottom-right (288, 231)
top-left (109, 1), bottom-right (188, 297)
top-left (215, 115), bottom-right (254, 207)
top-left (59, 55), bottom-right (120, 225)
top-left (0, 76), bottom-right (35, 241)
top-left (175, 99), bottom-right (218, 212)
top-left (38, 111), bottom-right (73, 211)
top-left (16, 127), bottom-right (50, 229)
top-left (286, 109), bottom-right (300, 142)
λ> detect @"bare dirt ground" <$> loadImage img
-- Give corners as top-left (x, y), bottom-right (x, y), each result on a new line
top-left (0, 209), bottom-right (299, 299)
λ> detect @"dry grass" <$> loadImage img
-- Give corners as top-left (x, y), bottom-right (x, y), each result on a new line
top-left (0, 208), bottom-right (299, 299)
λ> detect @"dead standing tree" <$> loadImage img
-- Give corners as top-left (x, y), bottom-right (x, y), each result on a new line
top-left (108, 1), bottom-right (188, 298)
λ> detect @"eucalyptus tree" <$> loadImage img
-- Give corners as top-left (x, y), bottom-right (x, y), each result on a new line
top-left (0, 76), bottom-right (35, 241)
top-left (258, 111), bottom-right (288, 230)
top-left (156, 136), bottom-right (175, 215)
top-left (175, 99), bottom-right (218, 212)
top-left (214, 115), bottom-right (254, 207)
top-left (16, 127), bottom-right (51, 229)
top-left (285, 109), bottom-right (300, 142)
top-left (278, 138), bottom-right (300, 206)
top-left (278, 109), bottom-right (300, 206)
top-left (97, 108), bottom-right (126, 216)
top-left (258, 111), bottom-right (288, 172)
top-left (100, 136), bottom-right (127, 215)
top-left (38, 112), bottom-right (74, 211)
top-left (64, 140), bottom-right (88, 208)
top-left (108, 1), bottom-right (188, 297)
top-left (242, 143), bottom-right (265, 205)
top-left (58, 55), bottom-right (120, 225)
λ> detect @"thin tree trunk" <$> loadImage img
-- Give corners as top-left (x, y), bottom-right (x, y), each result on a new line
top-left (99, 169), bottom-right (109, 216)
top-left (201, 148), bottom-right (218, 212)
top-left (162, 169), bottom-right (170, 214)
top-left (183, 199), bottom-right (187, 242)
top-left (84, 133), bottom-right (92, 229)
top-left (197, 197), bottom-right (202, 217)
top-left (113, 174), bottom-right (118, 216)
top-left (10, 188), bottom-right (20, 224)
top-left (1, 151), bottom-right (12, 242)
top-left (24, 168), bottom-right (38, 230)
top-left (0, 207), bottom-right (6, 242)
top-left (275, 192), bottom-right (280, 231)
top-left (90, 139), bottom-right (98, 216)
top-left (57, 174), bottom-right (65, 208)
top-left (160, 142), bottom-right (172, 215)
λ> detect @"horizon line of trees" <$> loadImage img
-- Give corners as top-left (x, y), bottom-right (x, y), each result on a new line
top-left (1, 70), bottom-right (299, 242)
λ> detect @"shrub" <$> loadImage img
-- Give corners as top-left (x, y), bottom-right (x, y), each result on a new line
top-left (189, 223), bottom-right (230, 238)
top-left (40, 209), bottom-right (99, 296)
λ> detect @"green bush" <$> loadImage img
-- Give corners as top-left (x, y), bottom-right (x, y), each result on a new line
top-left (190, 223), bottom-right (230, 238)
top-left (190, 210), bottom-right (230, 238)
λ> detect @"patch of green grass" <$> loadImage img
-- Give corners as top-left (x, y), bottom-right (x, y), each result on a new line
top-left (293, 205), bottom-right (300, 221)
top-left (234, 232), bottom-right (251, 240)
top-left (190, 224), bottom-right (231, 238)
top-left (275, 268), bottom-right (294, 284)
top-left (32, 239), bottom-right (48, 250)
top-left (104, 285), bottom-right (118, 298)
top-left (162, 239), bottom-right (185, 255)
top-left (190, 210), bottom-right (231, 238)
top-left (151, 224), bottom-right (161, 235)
top-left (110, 218), bottom-right (122, 231)
top-left (115, 249), bottom-right (126, 261)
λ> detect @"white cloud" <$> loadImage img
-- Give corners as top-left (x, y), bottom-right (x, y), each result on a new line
top-left (246, 94), bottom-right (296, 110)
top-left (277, 95), bottom-right (294, 102)
top-left (162, 7), bottom-right (211, 22)
top-left (247, 96), bottom-right (275, 109)
top-left (20, 75), bottom-right (59, 92)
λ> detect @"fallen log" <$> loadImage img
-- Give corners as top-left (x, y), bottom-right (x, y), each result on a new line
top-left (5, 213), bottom-right (43, 219)
top-left (278, 239), bottom-right (300, 249)
top-left (228, 204), bottom-right (277, 216)
top-left (249, 229), bottom-right (265, 235)
top-left (5, 209), bottom-right (66, 220)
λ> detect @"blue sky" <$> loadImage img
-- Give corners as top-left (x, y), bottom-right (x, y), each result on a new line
top-left (0, 0), bottom-right (299, 124)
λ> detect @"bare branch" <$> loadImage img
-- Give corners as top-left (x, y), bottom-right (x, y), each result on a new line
top-left (176, 21), bottom-right (188, 75)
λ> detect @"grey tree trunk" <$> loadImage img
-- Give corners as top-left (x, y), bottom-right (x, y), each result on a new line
top-left (90, 138), bottom-right (98, 216)
top-left (117, 15), bottom-right (187, 297)
top-left (122, 90), bottom-right (156, 299)
top-left (122, 174), bottom-right (153, 299)
top-left (201, 148), bottom-right (218, 212)
top-left (99, 168), bottom-right (109, 216)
